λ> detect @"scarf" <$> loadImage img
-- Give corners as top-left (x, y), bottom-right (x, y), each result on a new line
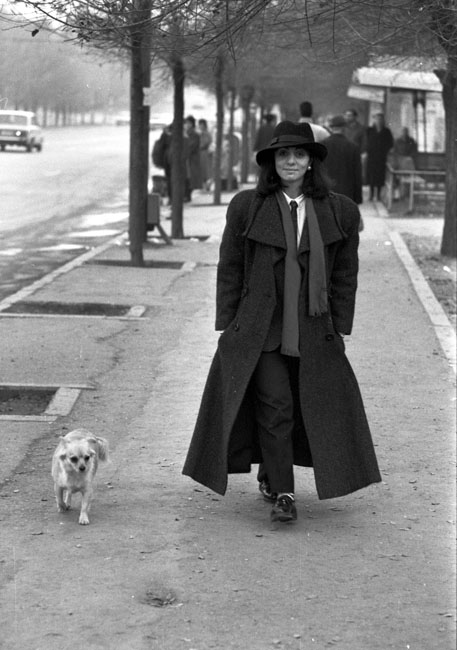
top-left (275, 192), bottom-right (328, 357)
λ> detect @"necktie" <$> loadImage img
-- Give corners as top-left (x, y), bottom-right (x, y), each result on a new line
top-left (289, 200), bottom-right (298, 243)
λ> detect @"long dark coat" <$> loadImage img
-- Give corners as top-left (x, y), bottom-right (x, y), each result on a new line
top-left (186, 129), bottom-right (202, 190)
top-left (323, 133), bottom-right (363, 204)
top-left (182, 190), bottom-right (381, 499)
top-left (365, 126), bottom-right (394, 187)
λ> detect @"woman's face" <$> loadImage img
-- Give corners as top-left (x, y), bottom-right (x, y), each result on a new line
top-left (274, 146), bottom-right (310, 186)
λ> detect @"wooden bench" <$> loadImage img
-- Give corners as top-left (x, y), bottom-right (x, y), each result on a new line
top-left (385, 155), bottom-right (446, 213)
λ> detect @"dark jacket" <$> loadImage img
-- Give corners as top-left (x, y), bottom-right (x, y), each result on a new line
top-left (365, 126), bottom-right (394, 186)
top-left (186, 129), bottom-right (202, 190)
top-left (345, 121), bottom-right (365, 151)
top-left (323, 133), bottom-right (363, 204)
top-left (182, 190), bottom-right (381, 498)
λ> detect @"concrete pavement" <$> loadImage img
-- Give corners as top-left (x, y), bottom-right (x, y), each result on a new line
top-left (0, 190), bottom-right (455, 650)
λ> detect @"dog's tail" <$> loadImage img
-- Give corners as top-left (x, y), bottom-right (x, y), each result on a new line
top-left (93, 436), bottom-right (109, 462)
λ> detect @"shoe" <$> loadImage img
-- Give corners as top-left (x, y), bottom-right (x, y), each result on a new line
top-left (270, 494), bottom-right (297, 523)
top-left (258, 479), bottom-right (277, 503)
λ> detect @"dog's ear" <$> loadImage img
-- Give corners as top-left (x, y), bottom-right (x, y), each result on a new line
top-left (87, 439), bottom-right (99, 456)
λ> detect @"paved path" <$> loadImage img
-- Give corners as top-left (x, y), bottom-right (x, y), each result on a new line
top-left (0, 192), bottom-right (455, 650)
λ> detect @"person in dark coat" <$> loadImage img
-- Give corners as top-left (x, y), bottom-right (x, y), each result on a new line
top-left (323, 114), bottom-right (363, 205)
top-left (364, 113), bottom-right (394, 201)
top-left (184, 115), bottom-right (202, 201)
top-left (344, 108), bottom-right (365, 152)
top-left (253, 113), bottom-right (277, 154)
top-left (152, 124), bottom-right (172, 203)
top-left (393, 127), bottom-right (417, 168)
top-left (182, 121), bottom-right (381, 524)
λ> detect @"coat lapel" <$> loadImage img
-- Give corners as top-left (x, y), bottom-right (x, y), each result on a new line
top-left (298, 196), bottom-right (344, 256)
top-left (246, 194), bottom-right (286, 251)
top-left (245, 194), bottom-right (344, 263)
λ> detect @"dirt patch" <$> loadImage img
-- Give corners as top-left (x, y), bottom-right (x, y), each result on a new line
top-left (402, 233), bottom-right (456, 328)
top-left (388, 194), bottom-right (445, 219)
top-left (3, 301), bottom-right (132, 316)
top-left (87, 259), bottom-right (185, 269)
top-left (0, 388), bottom-right (56, 415)
top-left (387, 196), bottom-right (456, 329)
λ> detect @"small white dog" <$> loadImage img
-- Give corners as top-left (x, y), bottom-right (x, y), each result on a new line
top-left (51, 428), bottom-right (109, 525)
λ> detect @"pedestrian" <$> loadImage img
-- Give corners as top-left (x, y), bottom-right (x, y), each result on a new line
top-left (343, 108), bottom-right (365, 152)
top-left (392, 126), bottom-right (418, 200)
top-left (184, 115), bottom-right (202, 201)
top-left (393, 126), bottom-right (417, 169)
top-left (220, 133), bottom-right (240, 191)
top-left (198, 118), bottom-right (213, 191)
top-left (364, 112), bottom-right (394, 201)
top-left (253, 113), bottom-right (277, 155)
top-left (182, 120), bottom-right (381, 524)
top-left (323, 114), bottom-right (363, 205)
top-left (298, 100), bottom-right (330, 143)
top-left (151, 124), bottom-right (172, 203)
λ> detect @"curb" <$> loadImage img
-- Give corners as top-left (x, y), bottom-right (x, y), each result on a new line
top-left (375, 201), bottom-right (456, 374)
top-left (0, 232), bottom-right (126, 313)
top-left (2, 202), bottom-right (455, 375)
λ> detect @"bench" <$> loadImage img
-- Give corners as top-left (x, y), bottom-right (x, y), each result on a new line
top-left (385, 156), bottom-right (446, 213)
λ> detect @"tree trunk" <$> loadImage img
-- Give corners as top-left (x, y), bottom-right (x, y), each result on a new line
top-left (437, 62), bottom-right (457, 258)
top-left (227, 88), bottom-right (236, 192)
top-left (128, 0), bottom-right (151, 266)
top-left (240, 85), bottom-right (254, 184)
top-left (213, 52), bottom-right (224, 206)
top-left (171, 55), bottom-right (185, 239)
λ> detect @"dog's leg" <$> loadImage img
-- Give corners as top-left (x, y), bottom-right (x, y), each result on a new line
top-left (64, 489), bottom-right (72, 510)
top-left (55, 485), bottom-right (70, 512)
top-left (78, 488), bottom-right (93, 525)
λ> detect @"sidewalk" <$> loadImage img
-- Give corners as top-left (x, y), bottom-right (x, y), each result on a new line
top-left (0, 192), bottom-right (455, 650)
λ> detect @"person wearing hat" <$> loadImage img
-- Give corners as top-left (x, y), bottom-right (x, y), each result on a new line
top-left (323, 114), bottom-right (363, 206)
top-left (183, 121), bottom-right (381, 524)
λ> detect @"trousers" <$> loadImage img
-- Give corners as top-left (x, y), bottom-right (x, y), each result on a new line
top-left (252, 350), bottom-right (300, 494)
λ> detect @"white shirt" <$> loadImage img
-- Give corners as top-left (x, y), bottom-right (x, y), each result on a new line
top-left (282, 191), bottom-right (347, 339)
top-left (282, 192), bottom-right (305, 247)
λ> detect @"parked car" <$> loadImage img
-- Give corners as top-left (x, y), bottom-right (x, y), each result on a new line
top-left (0, 110), bottom-right (43, 152)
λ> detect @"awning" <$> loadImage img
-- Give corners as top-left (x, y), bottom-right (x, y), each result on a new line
top-left (347, 84), bottom-right (385, 103)
top-left (352, 67), bottom-right (442, 92)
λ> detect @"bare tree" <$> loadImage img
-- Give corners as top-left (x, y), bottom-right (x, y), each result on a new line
top-left (260, 0), bottom-right (457, 257)
top-left (200, 0), bottom-right (456, 256)
top-left (11, 0), bottom-right (272, 261)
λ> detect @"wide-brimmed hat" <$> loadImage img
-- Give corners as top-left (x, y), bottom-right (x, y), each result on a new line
top-left (256, 120), bottom-right (327, 165)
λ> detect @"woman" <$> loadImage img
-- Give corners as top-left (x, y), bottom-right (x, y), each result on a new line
top-left (183, 121), bottom-right (381, 524)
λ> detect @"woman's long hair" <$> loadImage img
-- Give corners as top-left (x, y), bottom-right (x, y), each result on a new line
top-left (256, 149), bottom-right (330, 199)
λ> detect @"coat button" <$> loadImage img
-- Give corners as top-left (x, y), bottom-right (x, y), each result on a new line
top-left (325, 333), bottom-right (334, 341)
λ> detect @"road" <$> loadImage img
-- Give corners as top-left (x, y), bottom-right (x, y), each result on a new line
top-left (0, 125), bottom-right (130, 232)
top-left (0, 125), bottom-right (159, 302)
